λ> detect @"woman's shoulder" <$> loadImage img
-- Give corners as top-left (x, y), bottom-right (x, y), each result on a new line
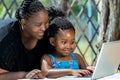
top-left (0, 18), bottom-right (17, 28)
top-left (0, 29), bottom-right (20, 46)
top-left (0, 20), bottom-right (22, 56)
top-left (0, 19), bottom-right (19, 42)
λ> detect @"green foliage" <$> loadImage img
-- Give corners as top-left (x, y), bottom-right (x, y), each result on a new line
top-left (0, 0), bottom-right (22, 19)
top-left (40, 0), bottom-right (51, 6)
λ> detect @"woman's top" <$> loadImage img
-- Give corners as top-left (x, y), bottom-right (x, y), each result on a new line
top-left (0, 19), bottom-right (47, 71)
top-left (49, 52), bottom-right (79, 69)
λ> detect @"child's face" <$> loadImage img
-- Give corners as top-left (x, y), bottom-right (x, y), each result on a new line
top-left (53, 29), bottom-right (76, 57)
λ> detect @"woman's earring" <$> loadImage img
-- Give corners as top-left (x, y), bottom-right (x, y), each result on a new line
top-left (21, 19), bottom-right (25, 30)
top-left (21, 25), bottom-right (24, 30)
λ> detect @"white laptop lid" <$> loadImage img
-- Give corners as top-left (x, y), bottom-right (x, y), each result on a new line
top-left (91, 40), bottom-right (120, 80)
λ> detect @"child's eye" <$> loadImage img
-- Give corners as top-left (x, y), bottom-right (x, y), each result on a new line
top-left (61, 41), bottom-right (66, 45)
top-left (71, 40), bottom-right (75, 44)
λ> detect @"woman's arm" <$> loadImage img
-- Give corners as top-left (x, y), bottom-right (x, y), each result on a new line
top-left (0, 62), bottom-right (45, 79)
top-left (0, 68), bottom-right (45, 80)
top-left (0, 68), bottom-right (8, 73)
top-left (0, 69), bottom-right (27, 80)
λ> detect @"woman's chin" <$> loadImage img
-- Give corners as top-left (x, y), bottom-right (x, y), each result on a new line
top-left (37, 36), bottom-right (43, 40)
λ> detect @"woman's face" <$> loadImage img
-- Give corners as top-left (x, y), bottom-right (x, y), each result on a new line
top-left (53, 29), bottom-right (76, 57)
top-left (22, 9), bottom-right (49, 40)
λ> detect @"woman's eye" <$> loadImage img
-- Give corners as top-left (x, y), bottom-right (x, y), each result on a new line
top-left (45, 20), bottom-right (49, 24)
top-left (37, 24), bottom-right (42, 27)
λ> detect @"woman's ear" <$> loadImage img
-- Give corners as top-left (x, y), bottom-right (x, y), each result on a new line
top-left (49, 37), bottom-right (55, 46)
top-left (20, 19), bottom-right (26, 30)
top-left (20, 19), bottom-right (26, 26)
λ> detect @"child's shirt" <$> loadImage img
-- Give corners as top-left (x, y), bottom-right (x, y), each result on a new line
top-left (49, 52), bottom-right (79, 69)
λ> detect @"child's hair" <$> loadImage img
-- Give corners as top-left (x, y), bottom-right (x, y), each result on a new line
top-left (48, 17), bottom-right (75, 37)
top-left (15, 0), bottom-right (46, 20)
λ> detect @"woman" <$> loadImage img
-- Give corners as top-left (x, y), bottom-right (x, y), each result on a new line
top-left (0, 0), bottom-right (49, 79)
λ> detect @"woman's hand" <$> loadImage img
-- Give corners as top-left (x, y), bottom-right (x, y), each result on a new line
top-left (25, 69), bottom-right (45, 79)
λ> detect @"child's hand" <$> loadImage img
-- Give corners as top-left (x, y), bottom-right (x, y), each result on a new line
top-left (71, 69), bottom-right (92, 77)
top-left (87, 66), bottom-right (95, 72)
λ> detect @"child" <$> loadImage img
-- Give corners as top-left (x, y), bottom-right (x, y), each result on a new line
top-left (41, 16), bottom-right (94, 78)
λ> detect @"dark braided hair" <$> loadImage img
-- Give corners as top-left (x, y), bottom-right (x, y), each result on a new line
top-left (46, 6), bottom-right (66, 22)
top-left (48, 17), bottom-right (75, 37)
top-left (15, 0), bottom-right (46, 20)
top-left (45, 17), bottom-right (75, 53)
top-left (41, 6), bottom-right (75, 53)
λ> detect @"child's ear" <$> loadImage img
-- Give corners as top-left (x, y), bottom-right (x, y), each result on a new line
top-left (49, 37), bottom-right (55, 46)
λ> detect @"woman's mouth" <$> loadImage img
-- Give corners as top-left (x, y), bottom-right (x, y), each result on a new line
top-left (38, 32), bottom-right (44, 37)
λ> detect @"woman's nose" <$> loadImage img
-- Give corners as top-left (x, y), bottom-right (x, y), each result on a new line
top-left (41, 24), bottom-right (48, 31)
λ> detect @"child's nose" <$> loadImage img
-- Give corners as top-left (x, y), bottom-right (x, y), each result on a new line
top-left (66, 43), bottom-right (71, 48)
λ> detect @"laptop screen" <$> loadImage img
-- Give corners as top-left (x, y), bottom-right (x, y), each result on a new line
top-left (91, 40), bottom-right (120, 79)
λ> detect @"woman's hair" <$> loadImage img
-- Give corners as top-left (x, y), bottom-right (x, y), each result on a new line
top-left (46, 6), bottom-right (66, 22)
top-left (15, 0), bottom-right (46, 20)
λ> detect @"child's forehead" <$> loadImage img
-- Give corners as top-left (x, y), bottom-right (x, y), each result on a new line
top-left (56, 29), bottom-right (75, 37)
top-left (58, 28), bottom-right (75, 33)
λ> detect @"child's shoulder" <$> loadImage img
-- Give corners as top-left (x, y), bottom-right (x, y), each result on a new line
top-left (42, 54), bottom-right (52, 60)
top-left (42, 54), bottom-right (53, 64)
top-left (72, 52), bottom-right (81, 56)
top-left (73, 53), bottom-right (83, 59)
top-left (43, 54), bottom-right (49, 57)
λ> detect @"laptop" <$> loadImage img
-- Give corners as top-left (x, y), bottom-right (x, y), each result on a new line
top-left (58, 40), bottom-right (120, 80)
top-left (90, 40), bottom-right (120, 80)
